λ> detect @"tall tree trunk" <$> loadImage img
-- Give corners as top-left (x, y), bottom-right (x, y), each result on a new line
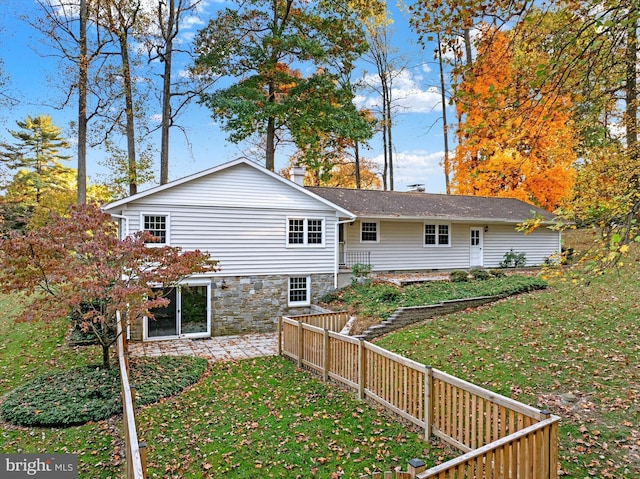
top-left (386, 90), bottom-right (394, 190)
top-left (119, 34), bottom-right (137, 196)
top-left (266, 111), bottom-right (276, 171)
top-left (463, 28), bottom-right (473, 67)
top-left (354, 140), bottom-right (361, 189)
top-left (626, 13), bottom-right (638, 166)
top-left (380, 71), bottom-right (389, 190)
top-left (381, 107), bottom-right (388, 190)
top-left (77, 0), bottom-right (88, 205)
top-left (159, 0), bottom-right (175, 185)
top-left (438, 33), bottom-right (451, 194)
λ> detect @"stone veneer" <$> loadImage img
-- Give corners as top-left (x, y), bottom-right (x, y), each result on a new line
top-left (130, 273), bottom-right (335, 340)
top-left (211, 273), bottom-right (335, 335)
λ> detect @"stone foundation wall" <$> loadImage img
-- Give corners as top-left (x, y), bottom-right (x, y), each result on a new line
top-left (130, 273), bottom-right (336, 341)
top-left (211, 273), bottom-right (335, 335)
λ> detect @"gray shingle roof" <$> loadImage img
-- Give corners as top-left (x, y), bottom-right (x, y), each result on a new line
top-left (306, 187), bottom-right (556, 223)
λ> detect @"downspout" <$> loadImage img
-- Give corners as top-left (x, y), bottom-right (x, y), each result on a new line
top-left (334, 217), bottom-right (356, 289)
top-left (108, 213), bottom-right (129, 240)
top-left (106, 213), bottom-right (130, 339)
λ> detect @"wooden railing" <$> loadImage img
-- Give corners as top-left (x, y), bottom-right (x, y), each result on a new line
top-left (287, 311), bottom-right (350, 331)
top-left (279, 315), bottom-right (559, 479)
top-left (116, 311), bottom-right (147, 479)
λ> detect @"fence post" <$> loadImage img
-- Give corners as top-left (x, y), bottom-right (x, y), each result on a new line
top-left (358, 339), bottom-right (366, 400)
top-left (139, 442), bottom-right (148, 479)
top-left (408, 458), bottom-right (426, 478)
top-left (323, 328), bottom-right (330, 382)
top-left (277, 317), bottom-right (282, 356)
top-left (297, 320), bottom-right (303, 368)
top-left (425, 365), bottom-right (433, 440)
top-left (541, 410), bottom-right (559, 479)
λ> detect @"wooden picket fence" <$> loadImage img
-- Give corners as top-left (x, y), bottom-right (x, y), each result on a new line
top-left (279, 313), bottom-right (560, 479)
top-left (116, 312), bottom-right (147, 479)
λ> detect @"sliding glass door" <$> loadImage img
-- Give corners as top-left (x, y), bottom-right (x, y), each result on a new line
top-left (146, 283), bottom-right (210, 339)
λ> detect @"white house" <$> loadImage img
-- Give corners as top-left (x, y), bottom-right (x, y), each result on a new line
top-left (103, 158), bottom-right (560, 341)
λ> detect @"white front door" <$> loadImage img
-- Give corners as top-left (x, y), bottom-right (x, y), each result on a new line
top-left (470, 227), bottom-right (484, 267)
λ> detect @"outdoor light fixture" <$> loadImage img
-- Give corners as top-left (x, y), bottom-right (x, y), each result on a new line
top-left (484, 226), bottom-right (489, 233)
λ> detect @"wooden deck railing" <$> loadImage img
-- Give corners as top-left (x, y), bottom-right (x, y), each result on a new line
top-left (116, 311), bottom-right (147, 479)
top-left (279, 314), bottom-right (560, 479)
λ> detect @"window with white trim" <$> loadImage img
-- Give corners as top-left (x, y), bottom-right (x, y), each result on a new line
top-left (424, 223), bottom-right (450, 246)
top-left (143, 214), bottom-right (169, 245)
top-left (287, 218), bottom-right (324, 246)
top-left (361, 221), bottom-right (378, 242)
top-left (288, 277), bottom-right (310, 306)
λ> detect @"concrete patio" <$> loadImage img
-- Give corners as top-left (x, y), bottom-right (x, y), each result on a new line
top-left (128, 332), bottom-right (278, 362)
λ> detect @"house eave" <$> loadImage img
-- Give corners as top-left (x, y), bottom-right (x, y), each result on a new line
top-left (341, 214), bottom-right (558, 225)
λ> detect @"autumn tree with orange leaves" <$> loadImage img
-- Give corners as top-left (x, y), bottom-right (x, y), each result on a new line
top-left (280, 156), bottom-right (382, 189)
top-left (451, 30), bottom-right (577, 211)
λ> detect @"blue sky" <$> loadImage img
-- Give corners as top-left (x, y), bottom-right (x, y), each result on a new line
top-left (0, 0), bottom-right (451, 194)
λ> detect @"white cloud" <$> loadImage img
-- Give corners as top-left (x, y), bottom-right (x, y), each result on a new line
top-left (357, 69), bottom-right (442, 114)
top-left (367, 149), bottom-right (447, 193)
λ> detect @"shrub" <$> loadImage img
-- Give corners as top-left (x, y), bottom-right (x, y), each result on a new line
top-left (489, 269), bottom-right (506, 278)
top-left (351, 263), bottom-right (373, 285)
top-left (470, 268), bottom-right (491, 280)
top-left (500, 249), bottom-right (527, 268)
top-left (1, 356), bottom-right (207, 427)
top-left (449, 270), bottom-right (470, 282)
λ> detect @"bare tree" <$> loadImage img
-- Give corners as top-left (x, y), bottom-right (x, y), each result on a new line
top-left (97, 0), bottom-right (144, 196)
top-left (361, 17), bottom-right (407, 191)
top-left (31, 0), bottom-right (114, 204)
top-left (144, 0), bottom-right (213, 185)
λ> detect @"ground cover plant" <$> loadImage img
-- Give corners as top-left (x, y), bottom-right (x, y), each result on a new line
top-left (0, 294), bottom-right (122, 478)
top-left (322, 274), bottom-right (547, 334)
top-left (137, 357), bottom-right (450, 478)
top-left (375, 254), bottom-right (640, 478)
top-left (1, 356), bottom-right (207, 427)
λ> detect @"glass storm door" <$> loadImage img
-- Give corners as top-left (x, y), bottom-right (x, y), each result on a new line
top-left (470, 227), bottom-right (483, 267)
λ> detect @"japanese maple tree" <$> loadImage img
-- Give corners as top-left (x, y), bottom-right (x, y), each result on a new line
top-left (0, 204), bottom-right (217, 368)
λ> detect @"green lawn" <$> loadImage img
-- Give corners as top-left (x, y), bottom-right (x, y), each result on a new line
top-left (138, 357), bottom-right (447, 478)
top-left (0, 295), bottom-right (449, 478)
top-left (375, 267), bottom-right (640, 478)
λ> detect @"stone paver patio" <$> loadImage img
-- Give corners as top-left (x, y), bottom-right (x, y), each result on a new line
top-left (128, 332), bottom-right (277, 362)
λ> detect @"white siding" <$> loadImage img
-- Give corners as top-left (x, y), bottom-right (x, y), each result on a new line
top-left (113, 164), bottom-right (340, 276)
top-left (344, 220), bottom-right (561, 271)
top-left (483, 225), bottom-right (561, 267)
top-left (344, 220), bottom-right (469, 271)
top-left (133, 162), bottom-right (325, 211)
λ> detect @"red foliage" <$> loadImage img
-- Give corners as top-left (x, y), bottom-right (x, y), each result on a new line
top-left (0, 204), bottom-right (217, 366)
